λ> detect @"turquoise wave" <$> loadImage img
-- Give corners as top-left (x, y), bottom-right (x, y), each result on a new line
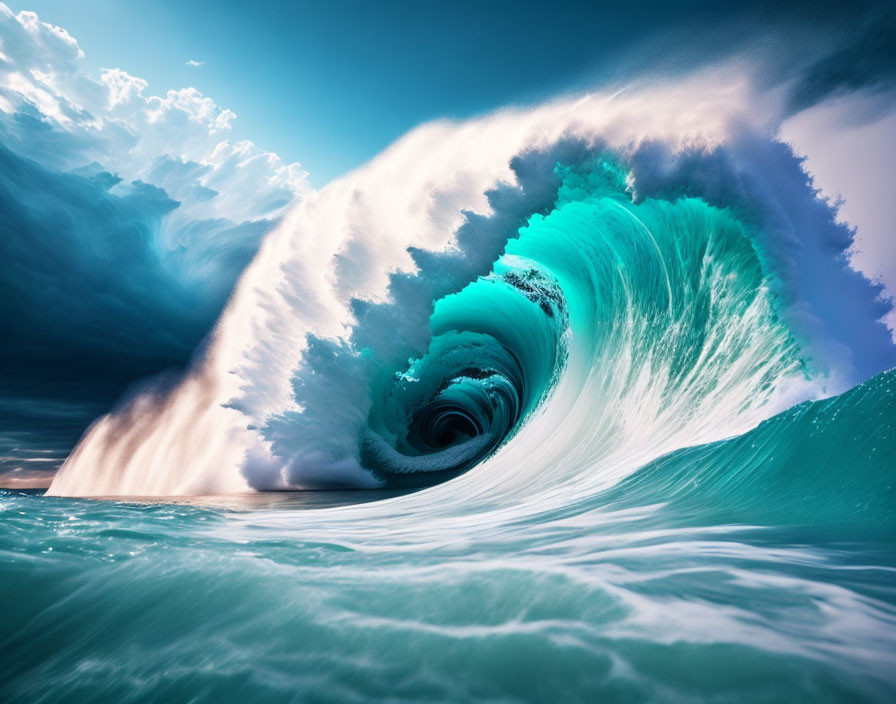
top-left (604, 369), bottom-right (896, 535)
top-left (283, 157), bottom-right (809, 489)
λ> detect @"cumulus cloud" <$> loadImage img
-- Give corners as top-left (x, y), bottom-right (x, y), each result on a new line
top-left (0, 3), bottom-right (310, 216)
top-left (185, 59), bottom-right (204, 67)
top-left (0, 3), bottom-right (311, 480)
top-left (101, 66), bottom-right (147, 108)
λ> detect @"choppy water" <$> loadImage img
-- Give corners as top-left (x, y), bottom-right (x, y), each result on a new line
top-left (3, 371), bottom-right (895, 702)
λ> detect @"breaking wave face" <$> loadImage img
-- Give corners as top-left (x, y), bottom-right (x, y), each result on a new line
top-left (48, 77), bottom-right (894, 498)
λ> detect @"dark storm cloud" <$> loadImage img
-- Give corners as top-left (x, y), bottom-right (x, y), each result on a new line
top-left (784, 6), bottom-right (896, 117)
top-left (0, 142), bottom-right (268, 479)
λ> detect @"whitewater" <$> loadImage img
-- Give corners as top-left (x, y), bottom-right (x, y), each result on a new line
top-left (4, 70), bottom-right (896, 702)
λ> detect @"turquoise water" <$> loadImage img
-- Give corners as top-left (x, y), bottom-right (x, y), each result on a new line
top-left (3, 372), bottom-right (895, 702)
top-left (10, 155), bottom-right (896, 701)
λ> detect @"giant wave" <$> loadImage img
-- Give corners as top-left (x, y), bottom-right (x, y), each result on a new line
top-left (5, 69), bottom-right (895, 704)
top-left (47, 72), bottom-right (894, 497)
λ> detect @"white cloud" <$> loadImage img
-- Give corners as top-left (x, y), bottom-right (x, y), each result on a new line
top-left (0, 2), bottom-right (310, 224)
top-left (100, 67), bottom-right (147, 108)
top-left (186, 59), bottom-right (203, 67)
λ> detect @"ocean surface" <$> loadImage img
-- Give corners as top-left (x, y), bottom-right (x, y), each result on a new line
top-left (3, 371), bottom-right (895, 702)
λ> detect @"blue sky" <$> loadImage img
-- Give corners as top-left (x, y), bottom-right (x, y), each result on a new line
top-left (12, 0), bottom-right (841, 184)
